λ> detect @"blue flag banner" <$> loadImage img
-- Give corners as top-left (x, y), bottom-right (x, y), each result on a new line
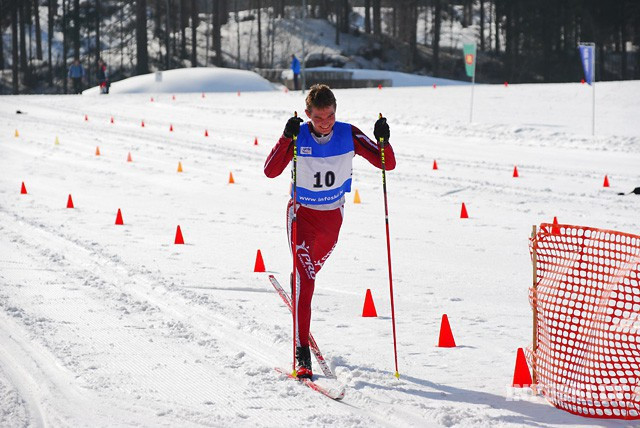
top-left (579, 45), bottom-right (594, 85)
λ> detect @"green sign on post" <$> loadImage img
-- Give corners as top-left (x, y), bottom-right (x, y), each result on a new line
top-left (463, 43), bottom-right (477, 78)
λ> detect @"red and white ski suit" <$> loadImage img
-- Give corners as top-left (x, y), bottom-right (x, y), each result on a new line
top-left (264, 122), bottom-right (395, 347)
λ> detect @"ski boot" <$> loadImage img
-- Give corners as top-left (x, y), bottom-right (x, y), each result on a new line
top-left (296, 346), bottom-right (313, 379)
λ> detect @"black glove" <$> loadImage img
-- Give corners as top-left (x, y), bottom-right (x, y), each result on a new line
top-left (283, 116), bottom-right (304, 139)
top-left (374, 116), bottom-right (390, 142)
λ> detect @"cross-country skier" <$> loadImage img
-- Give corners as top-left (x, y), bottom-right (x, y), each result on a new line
top-left (263, 84), bottom-right (396, 378)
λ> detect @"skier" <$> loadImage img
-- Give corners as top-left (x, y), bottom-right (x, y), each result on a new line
top-left (96, 58), bottom-right (109, 94)
top-left (264, 84), bottom-right (395, 378)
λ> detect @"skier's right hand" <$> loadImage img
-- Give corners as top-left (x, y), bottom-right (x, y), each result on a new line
top-left (283, 116), bottom-right (304, 139)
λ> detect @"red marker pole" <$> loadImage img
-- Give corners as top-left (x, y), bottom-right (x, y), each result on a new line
top-left (378, 113), bottom-right (400, 379)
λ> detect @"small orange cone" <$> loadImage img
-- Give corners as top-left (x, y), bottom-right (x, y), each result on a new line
top-left (551, 216), bottom-right (560, 234)
top-left (362, 289), bottom-right (377, 317)
top-left (67, 194), bottom-right (74, 208)
top-left (172, 94), bottom-right (176, 101)
top-left (433, 83), bottom-right (437, 89)
top-left (228, 172), bottom-right (235, 184)
top-left (603, 175), bottom-right (610, 187)
top-left (169, 124), bottom-right (174, 132)
top-left (237, 91), bottom-right (241, 96)
top-left (512, 348), bottom-right (533, 387)
top-left (177, 161), bottom-right (183, 173)
top-left (201, 92), bottom-right (206, 98)
top-left (150, 97), bottom-right (154, 102)
top-left (205, 129), bottom-right (209, 137)
top-left (84, 114), bottom-right (88, 121)
top-left (254, 137), bottom-right (258, 146)
top-left (95, 146), bottom-right (101, 156)
top-left (20, 182), bottom-right (27, 194)
top-left (110, 116), bottom-right (114, 124)
top-left (174, 225), bottom-right (185, 244)
top-left (437, 314), bottom-right (456, 347)
top-left (460, 203), bottom-right (469, 219)
top-left (354, 189), bottom-right (361, 204)
top-left (254, 249), bottom-right (266, 272)
top-left (432, 160), bottom-right (438, 170)
top-left (141, 120), bottom-right (145, 127)
top-left (14, 129), bottom-right (19, 137)
top-left (127, 152), bottom-right (133, 162)
top-left (378, 84), bottom-right (382, 90)
top-left (513, 166), bottom-right (519, 178)
top-left (504, 81), bottom-right (509, 87)
top-left (115, 208), bottom-right (124, 225)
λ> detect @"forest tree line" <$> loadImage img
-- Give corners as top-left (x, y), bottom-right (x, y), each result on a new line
top-left (1, 0), bottom-right (639, 94)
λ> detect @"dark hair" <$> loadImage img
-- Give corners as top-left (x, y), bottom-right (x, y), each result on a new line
top-left (305, 84), bottom-right (337, 112)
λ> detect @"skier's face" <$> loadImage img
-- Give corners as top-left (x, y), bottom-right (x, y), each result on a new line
top-left (306, 105), bottom-right (336, 136)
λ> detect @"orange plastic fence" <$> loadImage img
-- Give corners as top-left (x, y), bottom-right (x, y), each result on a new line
top-left (528, 223), bottom-right (640, 419)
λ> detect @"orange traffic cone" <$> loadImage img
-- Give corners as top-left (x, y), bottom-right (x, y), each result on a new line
top-left (20, 182), bottom-right (27, 194)
top-left (432, 160), bottom-right (438, 170)
top-left (254, 137), bottom-right (258, 146)
top-left (67, 194), bottom-right (74, 208)
top-left (205, 129), bottom-right (209, 137)
top-left (172, 94), bottom-right (176, 101)
top-left (141, 120), bottom-right (145, 127)
top-left (437, 314), bottom-right (456, 347)
top-left (254, 249), bottom-right (266, 272)
top-left (362, 289), bottom-right (377, 317)
top-left (95, 146), bottom-right (101, 156)
top-left (115, 209), bottom-right (124, 225)
top-left (150, 97), bottom-right (154, 102)
top-left (433, 83), bottom-right (437, 89)
top-left (237, 91), bottom-right (241, 96)
top-left (353, 189), bottom-right (361, 204)
top-left (127, 152), bottom-right (132, 162)
top-left (174, 225), bottom-right (184, 244)
top-left (84, 114), bottom-right (88, 121)
top-left (504, 81), bottom-right (509, 87)
top-left (603, 175), bottom-right (610, 187)
top-left (177, 161), bottom-right (183, 173)
top-left (228, 172), bottom-right (235, 184)
top-left (110, 116), bottom-right (114, 124)
top-left (460, 203), bottom-right (469, 219)
top-left (512, 348), bottom-right (533, 387)
top-left (551, 216), bottom-right (560, 234)
top-left (378, 84), bottom-right (382, 90)
top-left (202, 92), bottom-right (206, 98)
top-left (513, 166), bottom-right (519, 178)
top-left (14, 129), bottom-right (19, 137)
top-left (169, 124), bottom-right (174, 132)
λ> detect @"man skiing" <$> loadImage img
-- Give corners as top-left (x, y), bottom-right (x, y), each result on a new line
top-left (264, 84), bottom-right (395, 378)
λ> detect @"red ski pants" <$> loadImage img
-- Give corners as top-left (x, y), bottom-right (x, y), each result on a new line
top-left (287, 199), bottom-right (343, 347)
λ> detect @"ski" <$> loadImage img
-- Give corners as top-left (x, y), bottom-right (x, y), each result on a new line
top-left (274, 367), bottom-right (345, 401)
top-left (268, 274), bottom-right (335, 379)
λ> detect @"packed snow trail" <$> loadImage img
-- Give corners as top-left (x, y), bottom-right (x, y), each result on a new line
top-left (1, 75), bottom-right (639, 426)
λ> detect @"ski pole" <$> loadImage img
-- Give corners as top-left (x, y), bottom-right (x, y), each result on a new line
top-left (291, 111), bottom-right (299, 377)
top-left (378, 113), bottom-right (399, 379)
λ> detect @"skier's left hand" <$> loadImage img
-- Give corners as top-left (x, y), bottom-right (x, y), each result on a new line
top-left (374, 116), bottom-right (390, 142)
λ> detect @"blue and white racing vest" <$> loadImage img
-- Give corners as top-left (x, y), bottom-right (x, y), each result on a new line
top-left (292, 122), bottom-right (354, 206)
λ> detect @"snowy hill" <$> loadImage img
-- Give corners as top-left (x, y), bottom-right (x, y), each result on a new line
top-left (1, 78), bottom-right (639, 426)
top-left (83, 67), bottom-right (278, 95)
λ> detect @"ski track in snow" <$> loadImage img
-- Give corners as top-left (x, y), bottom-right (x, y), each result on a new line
top-left (1, 80), bottom-right (639, 427)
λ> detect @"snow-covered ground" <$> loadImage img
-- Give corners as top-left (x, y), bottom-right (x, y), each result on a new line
top-left (1, 69), bottom-right (639, 427)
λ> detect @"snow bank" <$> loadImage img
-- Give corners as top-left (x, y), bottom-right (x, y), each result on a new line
top-left (83, 67), bottom-right (277, 95)
top-left (283, 67), bottom-right (468, 87)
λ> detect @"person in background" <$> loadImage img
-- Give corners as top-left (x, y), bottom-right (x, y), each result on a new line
top-left (68, 58), bottom-right (85, 94)
top-left (291, 54), bottom-right (301, 91)
top-left (96, 58), bottom-right (109, 94)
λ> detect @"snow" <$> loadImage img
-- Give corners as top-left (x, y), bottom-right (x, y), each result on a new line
top-left (83, 67), bottom-right (278, 95)
top-left (1, 68), bottom-right (640, 426)
top-left (284, 67), bottom-right (468, 87)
